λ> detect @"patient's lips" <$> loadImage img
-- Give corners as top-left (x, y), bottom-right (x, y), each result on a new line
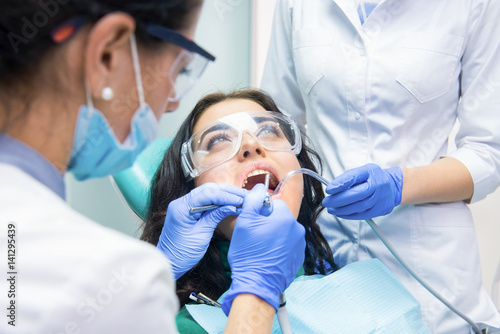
top-left (242, 170), bottom-right (279, 191)
top-left (239, 162), bottom-right (280, 192)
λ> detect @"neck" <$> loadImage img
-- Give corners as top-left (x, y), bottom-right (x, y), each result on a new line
top-left (2, 93), bottom-right (79, 174)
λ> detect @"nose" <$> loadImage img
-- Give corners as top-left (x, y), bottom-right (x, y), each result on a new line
top-left (164, 88), bottom-right (180, 112)
top-left (237, 132), bottom-right (266, 161)
top-left (165, 100), bottom-right (180, 112)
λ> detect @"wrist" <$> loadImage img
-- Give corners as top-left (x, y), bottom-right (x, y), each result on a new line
top-left (224, 294), bottom-right (274, 333)
top-left (222, 273), bottom-right (281, 316)
top-left (385, 166), bottom-right (403, 206)
top-left (156, 239), bottom-right (184, 281)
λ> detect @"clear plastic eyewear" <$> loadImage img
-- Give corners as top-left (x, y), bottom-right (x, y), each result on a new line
top-left (145, 24), bottom-right (216, 103)
top-left (52, 19), bottom-right (216, 103)
top-left (181, 111), bottom-right (302, 180)
top-left (168, 50), bottom-right (211, 102)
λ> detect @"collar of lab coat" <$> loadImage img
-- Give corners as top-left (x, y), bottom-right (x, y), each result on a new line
top-left (0, 134), bottom-right (65, 199)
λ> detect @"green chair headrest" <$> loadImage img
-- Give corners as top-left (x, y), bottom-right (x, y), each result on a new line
top-left (112, 138), bottom-right (173, 220)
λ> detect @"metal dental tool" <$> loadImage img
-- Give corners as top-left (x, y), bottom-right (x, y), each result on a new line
top-left (189, 292), bottom-right (221, 308)
top-left (259, 173), bottom-right (273, 216)
top-left (190, 173), bottom-right (273, 214)
top-left (189, 174), bottom-right (292, 332)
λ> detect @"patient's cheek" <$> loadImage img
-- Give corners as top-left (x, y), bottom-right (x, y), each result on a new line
top-left (282, 176), bottom-right (304, 219)
top-left (195, 165), bottom-right (235, 187)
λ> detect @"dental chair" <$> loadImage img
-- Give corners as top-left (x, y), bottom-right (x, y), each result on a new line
top-left (112, 138), bottom-right (173, 220)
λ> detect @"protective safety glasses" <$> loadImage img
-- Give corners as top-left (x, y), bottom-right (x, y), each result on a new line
top-left (181, 111), bottom-right (302, 180)
top-left (145, 24), bottom-right (215, 102)
top-left (166, 49), bottom-right (211, 102)
top-left (51, 18), bottom-right (215, 103)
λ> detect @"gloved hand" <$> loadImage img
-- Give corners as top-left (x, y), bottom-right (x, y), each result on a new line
top-left (222, 184), bottom-right (306, 316)
top-left (157, 183), bottom-right (248, 280)
top-left (322, 163), bottom-right (403, 220)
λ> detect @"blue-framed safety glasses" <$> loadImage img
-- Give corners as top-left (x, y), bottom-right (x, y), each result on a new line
top-left (145, 24), bottom-right (215, 102)
top-left (51, 17), bottom-right (215, 103)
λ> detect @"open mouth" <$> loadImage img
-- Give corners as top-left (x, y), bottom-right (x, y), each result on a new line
top-left (242, 169), bottom-right (279, 192)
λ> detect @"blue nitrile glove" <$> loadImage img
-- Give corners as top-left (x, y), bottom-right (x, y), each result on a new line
top-left (222, 184), bottom-right (306, 316)
top-left (322, 163), bottom-right (403, 220)
top-left (157, 183), bottom-right (248, 280)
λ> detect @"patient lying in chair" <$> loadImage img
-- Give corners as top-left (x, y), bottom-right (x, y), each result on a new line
top-left (141, 89), bottom-right (430, 333)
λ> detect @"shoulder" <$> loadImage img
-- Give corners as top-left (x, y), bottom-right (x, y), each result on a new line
top-left (0, 166), bottom-right (178, 332)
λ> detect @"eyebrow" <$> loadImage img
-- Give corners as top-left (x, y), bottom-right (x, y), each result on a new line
top-left (253, 116), bottom-right (274, 124)
top-left (198, 123), bottom-right (231, 145)
top-left (196, 116), bottom-right (276, 145)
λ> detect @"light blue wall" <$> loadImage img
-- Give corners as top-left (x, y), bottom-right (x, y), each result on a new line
top-left (65, 0), bottom-right (251, 237)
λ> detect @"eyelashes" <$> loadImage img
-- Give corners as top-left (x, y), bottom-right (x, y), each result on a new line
top-left (205, 132), bottom-right (232, 151)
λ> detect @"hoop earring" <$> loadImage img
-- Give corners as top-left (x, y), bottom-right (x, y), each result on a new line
top-left (101, 87), bottom-right (114, 101)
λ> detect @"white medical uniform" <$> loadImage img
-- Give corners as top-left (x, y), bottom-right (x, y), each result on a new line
top-left (0, 137), bottom-right (178, 333)
top-left (262, 0), bottom-right (500, 332)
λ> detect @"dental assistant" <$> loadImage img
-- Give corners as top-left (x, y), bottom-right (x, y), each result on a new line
top-left (0, 1), bottom-right (305, 333)
top-left (262, 0), bottom-right (500, 333)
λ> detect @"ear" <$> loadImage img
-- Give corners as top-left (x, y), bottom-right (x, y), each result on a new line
top-left (84, 12), bottom-right (136, 99)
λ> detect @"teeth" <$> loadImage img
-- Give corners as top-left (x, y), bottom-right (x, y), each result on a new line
top-left (247, 169), bottom-right (269, 178)
top-left (242, 169), bottom-right (279, 188)
top-left (242, 169), bottom-right (270, 187)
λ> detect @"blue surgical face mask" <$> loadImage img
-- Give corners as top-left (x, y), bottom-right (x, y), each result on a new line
top-left (67, 34), bottom-right (159, 180)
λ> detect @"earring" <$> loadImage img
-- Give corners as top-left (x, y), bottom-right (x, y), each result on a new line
top-left (101, 87), bottom-right (114, 101)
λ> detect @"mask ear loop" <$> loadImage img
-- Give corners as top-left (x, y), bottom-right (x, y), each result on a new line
top-left (83, 78), bottom-right (95, 111)
top-left (129, 33), bottom-right (146, 111)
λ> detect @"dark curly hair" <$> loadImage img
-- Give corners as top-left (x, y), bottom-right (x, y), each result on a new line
top-left (141, 89), bottom-right (337, 307)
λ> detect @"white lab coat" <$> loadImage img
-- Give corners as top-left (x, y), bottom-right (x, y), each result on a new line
top-left (0, 164), bottom-right (179, 334)
top-left (262, 0), bottom-right (500, 332)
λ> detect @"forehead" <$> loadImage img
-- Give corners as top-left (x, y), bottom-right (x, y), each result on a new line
top-left (193, 99), bottom-right (267, 133)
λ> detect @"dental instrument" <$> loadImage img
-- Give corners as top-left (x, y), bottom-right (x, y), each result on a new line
top-left (275, 168), bottom-right (487, 334)
top-left (259, 173), bottom-right (273, 216)
top-left (189, 292), bottom-right (222, 308)
top-left (190, 204), bottom-right (221, 214)
top-left (190, 174), bottom-right (293, 333)
top-left (278, 293), bottom-right (293, 334)
top-left (259, 175), bottom-right (291, 333)
top-left (189, 173), bottom-right (273, 214)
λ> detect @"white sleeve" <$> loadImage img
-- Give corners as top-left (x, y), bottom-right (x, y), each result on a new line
top-left (79, 247), bottom-right (180, 334)
top-left (261, 0), bottom-right (307, 127)
top-left (447, 0), bottom-right (500, 202)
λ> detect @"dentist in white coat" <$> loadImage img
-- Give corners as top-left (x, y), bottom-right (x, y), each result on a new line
top-left (262, 0), bottom-right (500, 332)
top-left (0, 1), bottom-right (305, 333)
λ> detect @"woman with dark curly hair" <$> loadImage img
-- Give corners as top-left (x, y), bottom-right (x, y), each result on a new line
top-left (143, 89), bottom-right (432, 334)
top-left (143, 89), bottom-right (338, 331)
